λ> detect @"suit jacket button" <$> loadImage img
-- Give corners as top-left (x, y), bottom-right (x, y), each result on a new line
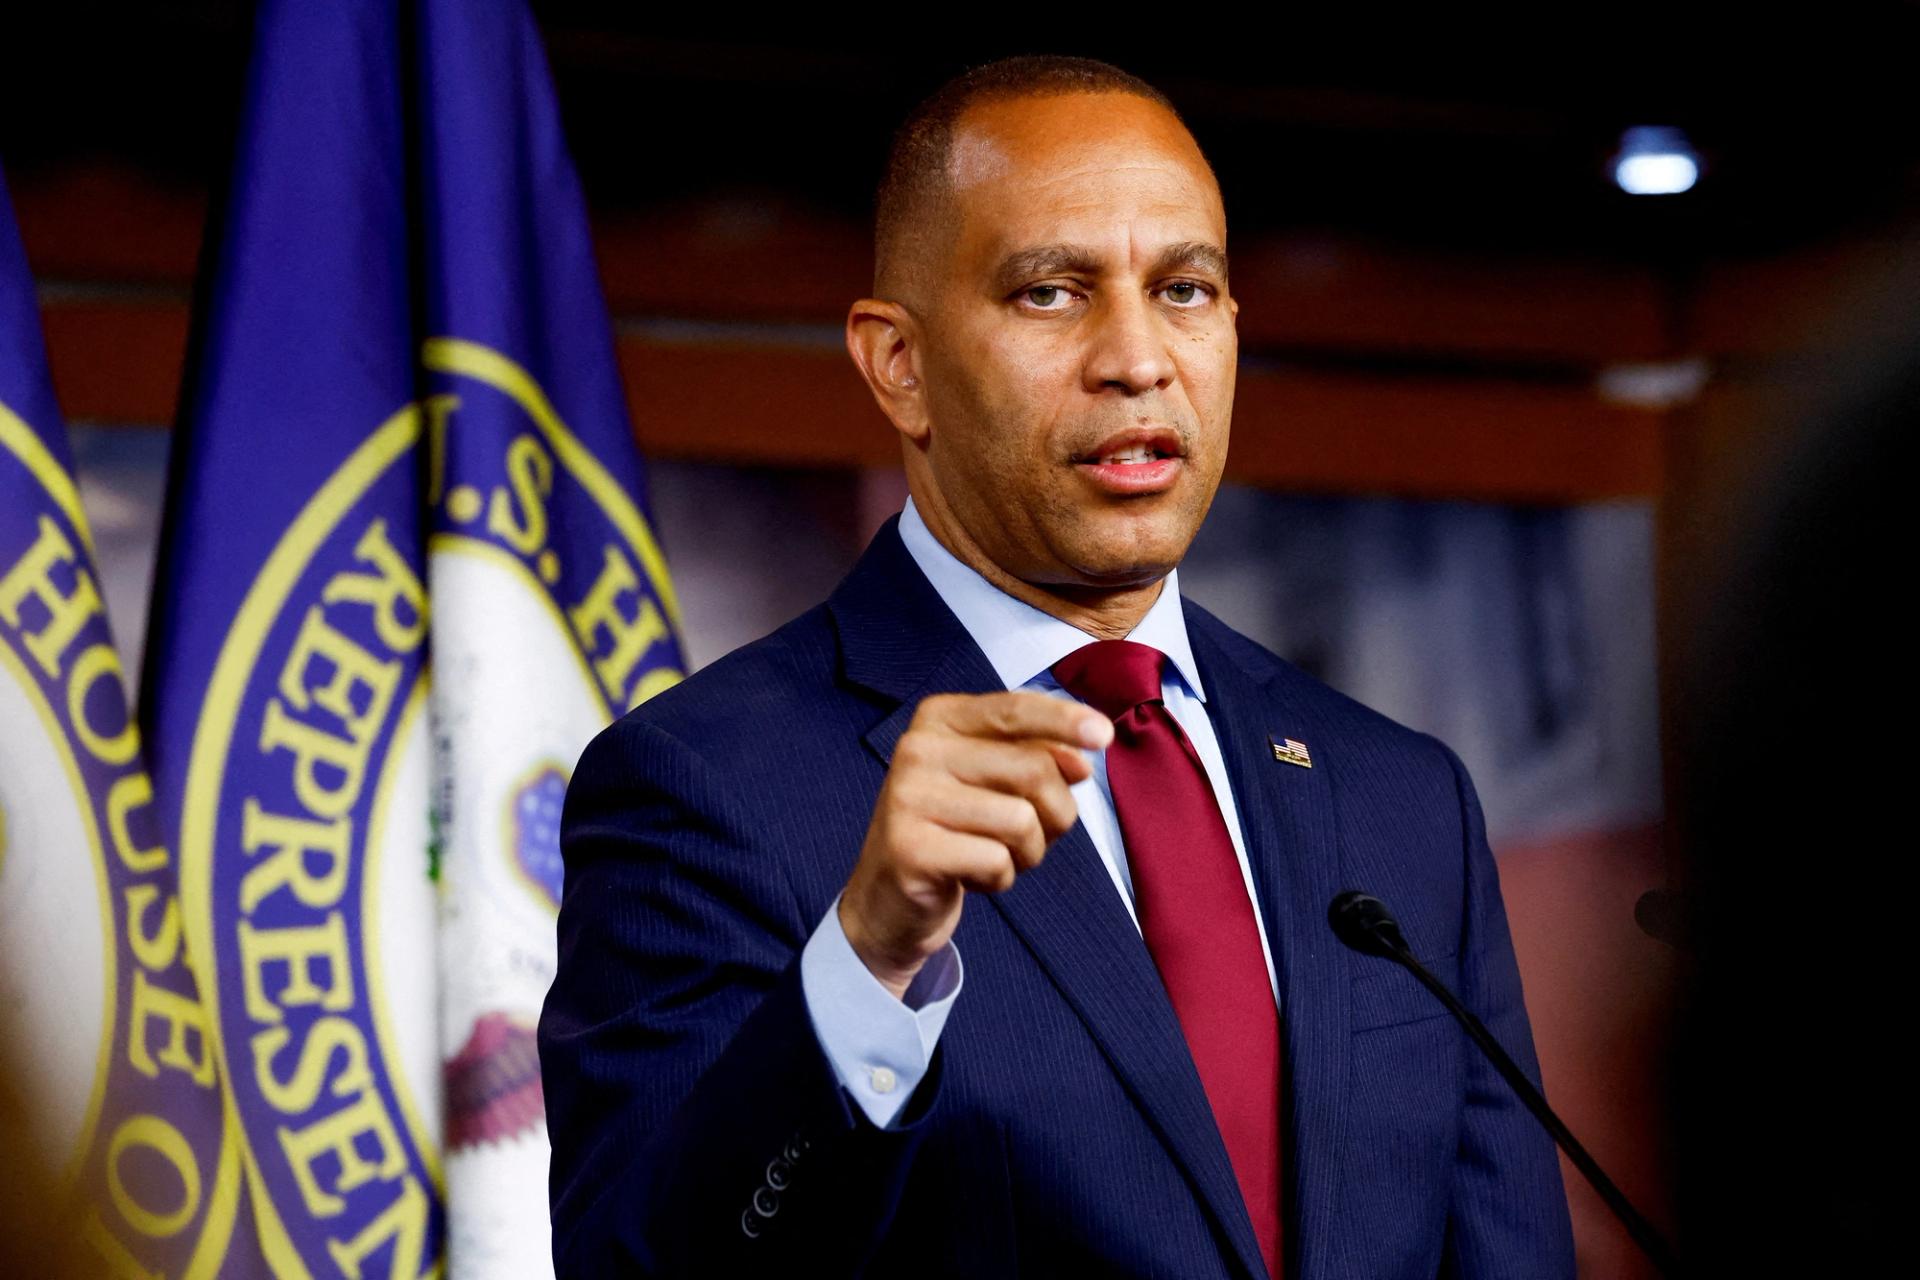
top-left (784, 1135), bottom-right (807, 1162)
top-left (752, 1187), bottom-right (780, 1218)
top-left (766, 1158), bottom-right (792, 1190)
top-left (740, 1210), bottom-right (763, 1240)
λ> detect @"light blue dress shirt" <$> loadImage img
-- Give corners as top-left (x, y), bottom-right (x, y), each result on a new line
top-left (800, 498), bottom-right (1278, 1127)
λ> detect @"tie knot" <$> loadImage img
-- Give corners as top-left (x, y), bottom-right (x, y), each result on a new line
top-left (1051, 640), bottom-right (1166, 721)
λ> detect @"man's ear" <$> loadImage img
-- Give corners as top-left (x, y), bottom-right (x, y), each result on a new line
top-left (846, 298), bottom-right (930, 443)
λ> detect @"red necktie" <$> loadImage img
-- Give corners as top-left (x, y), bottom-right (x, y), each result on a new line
top-left (1052, 639), bottom-right (1282, 1279)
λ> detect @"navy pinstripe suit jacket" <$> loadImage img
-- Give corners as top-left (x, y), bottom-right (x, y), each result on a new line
top-left (538, 517), bottom-right (1576, 1278)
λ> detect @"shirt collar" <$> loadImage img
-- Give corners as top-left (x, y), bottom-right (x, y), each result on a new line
top-left (896, 496), bottom-right (1206, 702)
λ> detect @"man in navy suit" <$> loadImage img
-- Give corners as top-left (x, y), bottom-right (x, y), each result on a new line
top-left (540, 56), bottom-right (1575, 1278)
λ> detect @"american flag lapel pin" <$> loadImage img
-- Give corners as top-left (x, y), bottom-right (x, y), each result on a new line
top-left (1269, 734), bottom-right (1313, 768)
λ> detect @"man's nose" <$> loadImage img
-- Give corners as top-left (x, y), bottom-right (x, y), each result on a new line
top-left (1082, 292), bottom-right (1176, 394)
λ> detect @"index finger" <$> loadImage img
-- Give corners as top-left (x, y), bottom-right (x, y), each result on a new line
top-left (919, 690), bottom-right (1113, 750)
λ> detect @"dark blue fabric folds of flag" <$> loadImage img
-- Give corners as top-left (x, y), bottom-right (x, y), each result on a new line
top-left (1, 171), bottom-right (66, 433)
top-left (141, 3), bottom-right (684, 1275)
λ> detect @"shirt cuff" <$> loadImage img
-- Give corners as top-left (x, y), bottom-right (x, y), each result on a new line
top-left (799, 893), bottom-right (963, 1128)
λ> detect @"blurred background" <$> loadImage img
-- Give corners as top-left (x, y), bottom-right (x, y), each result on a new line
top-left (5, 6), bottom-right (1917, 1273)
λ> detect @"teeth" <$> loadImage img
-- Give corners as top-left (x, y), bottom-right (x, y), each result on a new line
top-left (1100, 445), bottom-right (1155, 464)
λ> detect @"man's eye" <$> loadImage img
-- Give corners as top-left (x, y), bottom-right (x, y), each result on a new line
top-left (1024, 285), bottom-right (1070, 309)
top-left (1163, 282), bottom-right (1205, 305)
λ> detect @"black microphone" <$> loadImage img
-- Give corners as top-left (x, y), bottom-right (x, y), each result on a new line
top-left (1327, 890), bottom-right (1682, 1278)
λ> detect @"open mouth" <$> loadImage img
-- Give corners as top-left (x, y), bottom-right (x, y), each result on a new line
top-left (1073, 429), bottom-right (1185, 467)
top-left (1073, 433), bottom-right (1185, 494)
top-left (1085, 443), bottom-right (1175, 465)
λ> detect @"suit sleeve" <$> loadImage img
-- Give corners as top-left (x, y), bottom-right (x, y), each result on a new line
top-left (1432, 740), bottom-right (1578, 1278)
top-left (537, 714), bottom-right (942, 1277)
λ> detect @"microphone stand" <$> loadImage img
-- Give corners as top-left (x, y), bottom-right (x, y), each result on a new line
top-left (1329, 891), bottom-right (1682, 1278)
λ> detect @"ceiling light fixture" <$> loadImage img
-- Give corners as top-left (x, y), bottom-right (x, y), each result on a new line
top-left (1612, 125), bottom-right (1700, 196)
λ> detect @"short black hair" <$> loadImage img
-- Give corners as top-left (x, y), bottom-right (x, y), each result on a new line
top-left (872, 55), bottom-right (1183, 296)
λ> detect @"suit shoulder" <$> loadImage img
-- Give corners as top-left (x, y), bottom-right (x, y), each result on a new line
top-left (1183, 598), bottom-right (1452, 767)
top-left (579, 602), bottom-right (854, 769)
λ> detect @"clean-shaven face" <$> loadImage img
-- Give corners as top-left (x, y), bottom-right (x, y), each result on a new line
top-left (914, 91), bottom-right (1237, 591)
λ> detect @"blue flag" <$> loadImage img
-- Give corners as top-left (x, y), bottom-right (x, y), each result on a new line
top-left (0, 167), bottom-right (253, 1275)
top-left (142, 3), bottom-right (686, 1276)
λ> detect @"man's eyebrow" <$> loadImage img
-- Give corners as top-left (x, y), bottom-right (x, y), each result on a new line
top-left (1148, 241), bottom-right (1229, 281)
top-left (991, 244), bottom-right (1105, 293)
top-left (991, 241), bottom-right (1229, 294)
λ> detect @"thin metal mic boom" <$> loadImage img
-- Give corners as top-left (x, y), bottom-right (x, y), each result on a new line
top-left (1327, 890), bottom-right (1682, 1277)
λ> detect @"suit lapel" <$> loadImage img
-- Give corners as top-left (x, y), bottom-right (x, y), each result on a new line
top-left (1187, 606), bottom-right (1351, 1280)
top-left (987, 826), bottom-right (1272, 1280)
top-left (830, 523), bottom-right (1271, 1280)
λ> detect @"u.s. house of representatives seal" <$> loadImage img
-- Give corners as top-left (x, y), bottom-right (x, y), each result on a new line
top-left (0, 398), bottom-right (240, 1277)
top-left (422, 338), bottom-right (682, 1277)
top-left (177, 339), bottom-right (680, 1279)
